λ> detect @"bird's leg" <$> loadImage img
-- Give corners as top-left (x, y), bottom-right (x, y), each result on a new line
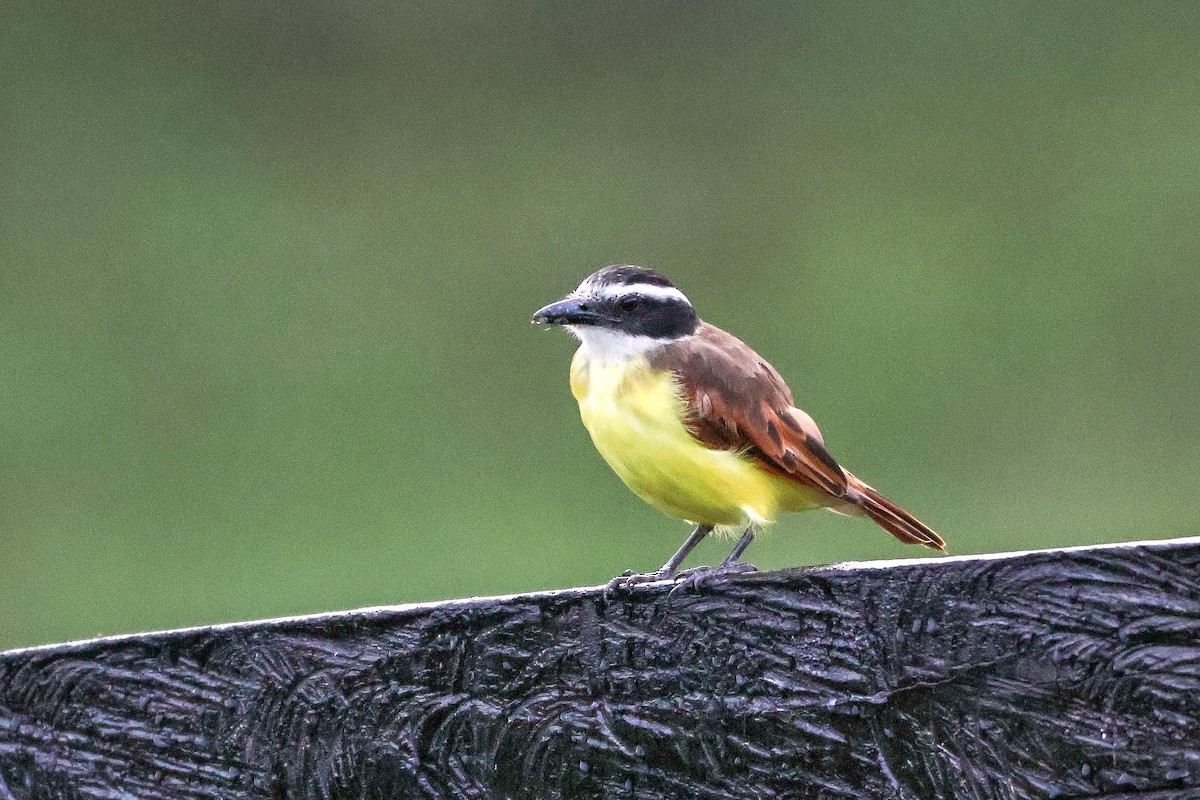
top-left (719, 523), bottom-right (758, 571)
top-left (670, 523), bottom-right (759, 595)
top-left (659, 524), bottom-right (713, 577)
top-left (605, 524), bottom-right (712, 596)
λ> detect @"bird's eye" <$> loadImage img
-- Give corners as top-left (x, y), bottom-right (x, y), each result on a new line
top-left (618, 296), bottom-right (641, 312)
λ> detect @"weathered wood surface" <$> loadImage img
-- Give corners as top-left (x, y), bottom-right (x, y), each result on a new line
top-left (2, 538), bottom-right (1200, 799)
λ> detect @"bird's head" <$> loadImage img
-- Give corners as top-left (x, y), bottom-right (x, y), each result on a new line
top-left (532, 266), bottom-right (700, 357)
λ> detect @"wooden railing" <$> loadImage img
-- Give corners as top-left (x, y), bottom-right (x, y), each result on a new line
top-left (3, 537), bottom-right (1199, 798)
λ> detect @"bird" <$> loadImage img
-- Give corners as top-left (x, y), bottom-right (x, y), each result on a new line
top-left (532, 265), bottom-right (945, 585)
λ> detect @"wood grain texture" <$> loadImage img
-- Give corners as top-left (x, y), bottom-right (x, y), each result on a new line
top-left (2, 538), bottom-right (1200, 799)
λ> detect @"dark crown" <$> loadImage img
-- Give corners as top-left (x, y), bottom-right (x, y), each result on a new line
top-left (589, 265), bottom-right (676, 289)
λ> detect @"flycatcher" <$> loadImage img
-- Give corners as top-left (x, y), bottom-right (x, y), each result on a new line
top-left (533, 265), bottom-right (944, 583)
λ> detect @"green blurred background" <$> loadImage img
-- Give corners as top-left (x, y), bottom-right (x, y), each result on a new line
top-left (4, 2), bottom-right (1199, 650)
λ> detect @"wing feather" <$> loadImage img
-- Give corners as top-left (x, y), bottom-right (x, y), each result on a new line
top-left (649, 323), bottom-right (848, 498)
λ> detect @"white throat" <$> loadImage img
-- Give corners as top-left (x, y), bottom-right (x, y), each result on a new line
top-left (569, 326), bottom-right (671, 363)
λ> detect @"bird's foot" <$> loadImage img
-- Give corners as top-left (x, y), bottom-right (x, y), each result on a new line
top-left (604, 568), bottom-right (674, 599)
top-left (668, 560), bottom-right (758, 596)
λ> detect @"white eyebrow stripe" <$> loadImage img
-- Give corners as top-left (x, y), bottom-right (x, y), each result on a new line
top-left (595, 283), bottom-right (691, 304)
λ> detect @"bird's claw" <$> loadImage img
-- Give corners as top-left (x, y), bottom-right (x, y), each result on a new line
top-left (604, 569), bottom-right (673, 600)
top-left (605, 560), bottom-right (758, 600)
top-left (668, 561), bottom-right (759, 596)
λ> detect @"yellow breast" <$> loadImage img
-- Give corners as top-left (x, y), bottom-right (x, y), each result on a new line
top-left (569, 350), bottom-right (823, 527)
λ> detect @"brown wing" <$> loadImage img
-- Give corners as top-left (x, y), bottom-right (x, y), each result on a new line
top-left (649, 323), bottom-right (849, 498)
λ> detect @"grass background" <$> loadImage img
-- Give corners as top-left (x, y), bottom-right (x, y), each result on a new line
top-left (4, 2), bottom-right (1199, 649)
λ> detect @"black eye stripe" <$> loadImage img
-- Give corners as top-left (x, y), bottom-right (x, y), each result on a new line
top-left (600, 293), bottom-right (698, 338)
top-left (609, 293), bottom-right (682, 312)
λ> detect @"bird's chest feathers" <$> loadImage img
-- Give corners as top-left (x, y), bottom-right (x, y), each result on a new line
top-left (570, 353), bottom-right (688, 454)
top-left (568, 347), bottom-right (813, 526)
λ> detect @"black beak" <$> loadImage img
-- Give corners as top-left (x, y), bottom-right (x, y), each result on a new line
top-left (532, 297), bottom-right (610, 326)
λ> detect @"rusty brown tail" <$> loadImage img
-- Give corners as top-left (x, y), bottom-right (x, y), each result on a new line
top-left (846, 475), bottom-right (946, 551)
